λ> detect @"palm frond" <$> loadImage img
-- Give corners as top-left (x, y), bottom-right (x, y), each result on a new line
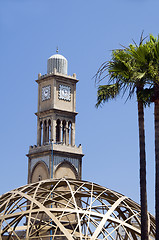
top-left (96, 83), bottom-right (121, 108)
top-left (95, 33), bottom-right (159, 107)
top-left (137, 87), bottom-right (154, 106)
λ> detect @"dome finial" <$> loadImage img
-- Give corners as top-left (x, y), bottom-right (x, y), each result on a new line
top-left (56, 46), bottom-right (59, 54)
top-left (47, 51), bottom-right (68, 75)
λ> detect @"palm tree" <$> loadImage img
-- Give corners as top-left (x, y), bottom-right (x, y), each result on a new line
top-left (127, 35), bottom-right (159, 239)
top-left (138, 35), bottom-right (159, 240)
top-left (95, 43), bottom-right (149, 240)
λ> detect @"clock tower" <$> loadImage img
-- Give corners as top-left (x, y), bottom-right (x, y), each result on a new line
top-left (27, 53), bottom-right (84, 183)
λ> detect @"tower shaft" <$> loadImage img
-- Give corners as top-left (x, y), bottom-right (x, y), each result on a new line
top-left (27, 54), bottom-right (83, 183)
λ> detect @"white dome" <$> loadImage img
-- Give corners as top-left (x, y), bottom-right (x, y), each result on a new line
top-left (47, 53), bottom-right (68, 75)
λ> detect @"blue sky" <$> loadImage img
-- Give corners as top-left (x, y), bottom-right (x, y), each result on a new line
top-left (0, 0), bottom-right (158, 215)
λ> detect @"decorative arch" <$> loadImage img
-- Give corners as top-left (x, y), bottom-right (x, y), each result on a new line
top-left (54, 160), bottom-right (78, 179)
top-left (31, 161), bottom-right (49, 183)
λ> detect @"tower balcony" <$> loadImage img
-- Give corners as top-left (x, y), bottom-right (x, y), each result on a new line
top-left (28, 142), bottom-right (83, 157)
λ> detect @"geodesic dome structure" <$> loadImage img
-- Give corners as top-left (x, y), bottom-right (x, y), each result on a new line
top-left (0, 178), bottom-right (156, 239)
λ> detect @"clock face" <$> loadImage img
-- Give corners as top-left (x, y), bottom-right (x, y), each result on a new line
top-left (59, 85), bottom-right (71, 101)
top-left (42, 85), bottom-right (51, 101)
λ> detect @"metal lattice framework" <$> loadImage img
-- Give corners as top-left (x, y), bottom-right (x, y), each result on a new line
top-left (0, 178), bottom-right (156, 239)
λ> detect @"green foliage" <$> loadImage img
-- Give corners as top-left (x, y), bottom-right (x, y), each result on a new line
top-left (96, 33), bottom-right (159, 106)
top-left (137, 87), bottom-right (154, 106)
top-left (96, 83), bottom-right (121, 108)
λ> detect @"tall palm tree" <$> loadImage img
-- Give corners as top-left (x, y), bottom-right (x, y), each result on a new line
top-left (127, 35), bottom-right (159, 239)
top-left (96, 43), bottom-right (149, 240)
top-left (138, 35), bottom-right (159, 240)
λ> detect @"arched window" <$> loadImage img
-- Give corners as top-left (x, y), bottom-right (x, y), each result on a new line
top-left (56, 119), bottom-right (61, 143)
top-left (40, 121), bottom-right (43, 146)
top-left (48, 119), bottom-right (51, 142)
top-left (43, 120), bottom-right (47, 144)
top-left (31, 161), bottom-right (49, 183)
top-left (54, 160), bottom-right (78, 179)
top-left (62, 120), bottom-right (66, 144)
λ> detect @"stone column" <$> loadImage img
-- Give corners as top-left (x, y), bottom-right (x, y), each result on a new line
top-left (62, 122), bottom-right (67, 144)
top-left (51, 118), bottom-right (56, 142)
top-left (59, 121), bottom-right (62, 143)
top-left (43, 121), bottom-right (45, 145)
top-left (71, 122), bottom-right (75, 146)
top-left (47, 121), bottom-right (50, 143)
top-left (45, 121), bottom-right (48, 143)
top-left (66, 121), bottom-right (69, 145)
top-left (37, 119), bottom-right (41, 146)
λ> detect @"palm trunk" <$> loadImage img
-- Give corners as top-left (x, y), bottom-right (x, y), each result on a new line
top-left (155, 100), bottom-right (159, 240)
top-left (137, 94), bottom-right (148, 240)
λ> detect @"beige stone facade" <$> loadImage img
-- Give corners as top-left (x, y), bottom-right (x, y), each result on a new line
top-left (27, 58), bottom-right (84, 184)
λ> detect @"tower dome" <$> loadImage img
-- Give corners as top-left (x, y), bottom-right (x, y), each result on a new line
top-left (47, 53), bottom-right (68, 75)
